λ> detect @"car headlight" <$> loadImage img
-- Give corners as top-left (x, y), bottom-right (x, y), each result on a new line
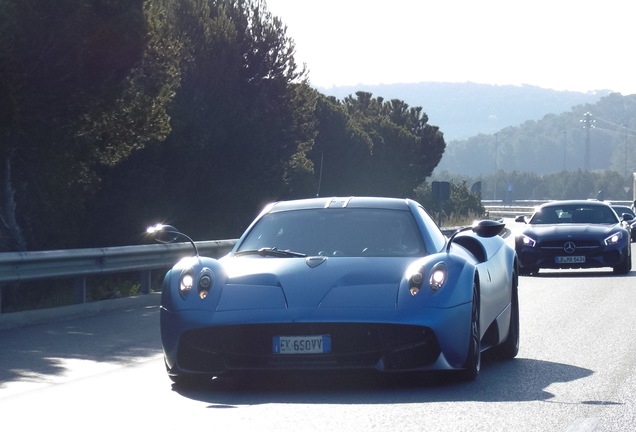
top-left (407, 266), bottom-right (423, 296)
top-left (521, 235), bottom-right (536, 247)
top-left (604, 231), bottom-right (623, 246)
top-left (178, 268), bottom-right (214, 299)
top-left (198, 269), bottom-right (214, 299)
top-left (407, 262), bottom-right (447, 296)
top-left (179, 272), bottom-right (194, 297)
top-left (429, 262), bottom-right (447, 292)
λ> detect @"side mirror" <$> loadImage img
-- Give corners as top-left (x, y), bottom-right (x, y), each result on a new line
top-left (622, 213), bottom-right (634, 222)
top-left (146, 224), bottom-right (181, 244)
top-left (514, 215), bottom-right (527, 223)
top-left (146, 224), bottom-right (199, 256)
top-left (472, 219), bottom-right (505, 238)
top-left (446, 219), bottom-right (505, 252)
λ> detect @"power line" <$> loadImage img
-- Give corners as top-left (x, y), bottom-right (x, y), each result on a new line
top-left (593, 115), bottom-right (636, 134)
top-left (593, 125), bottom-right (633, 137)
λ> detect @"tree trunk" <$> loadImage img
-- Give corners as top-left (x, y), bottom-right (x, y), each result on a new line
top-left (1, 156), bottom-right (27, 251)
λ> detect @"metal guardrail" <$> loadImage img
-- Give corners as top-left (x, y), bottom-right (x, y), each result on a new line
top-left (484, 205), bottom-right (535, 218)
top-left (2, 199), bottom-right (628, 315)
top-left (0, 239), bottom-right (237, 314)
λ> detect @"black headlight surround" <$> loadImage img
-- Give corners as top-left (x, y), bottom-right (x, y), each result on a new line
top-left (197, 268), bottom-right (214, 299)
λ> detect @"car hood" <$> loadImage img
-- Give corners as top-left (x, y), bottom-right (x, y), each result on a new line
top-left (216, 256), bottom-right (414, 311)
top-left (524, 223), bottom-right (615, 240)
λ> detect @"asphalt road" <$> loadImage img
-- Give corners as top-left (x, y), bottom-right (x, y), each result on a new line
top-left (1, 251), bottom-right (635, 432)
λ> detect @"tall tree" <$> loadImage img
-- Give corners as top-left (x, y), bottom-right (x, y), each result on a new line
top-left (345, 93), bottom-right (445, 197)
top-left (88, 0), bottom-right (310, 244)
top-left (309, 94), bottom-right (374, 196)
top-left (310, 91), bottom-right (446, 198)
top-left (0, 0), bottom-right (182, 250)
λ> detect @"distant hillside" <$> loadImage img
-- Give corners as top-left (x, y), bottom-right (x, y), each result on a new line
top-left (437, 92), bottom-right (636, 177)
top-left (317, 82), bottom-right (608, 141)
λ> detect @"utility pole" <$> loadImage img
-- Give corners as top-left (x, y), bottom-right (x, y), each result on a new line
top-left (561, 130), bottom-right (567, 171)
top-left (493, 133), bottom-right (498, 201)
top-left (579, 112), bottom-right (595, 171)
top-left (624, 124), bottom-right (629, 181)
top-left (561, 130), bottom-right (567, 196)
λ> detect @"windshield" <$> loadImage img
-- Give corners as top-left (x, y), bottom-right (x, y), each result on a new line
top-left (613, 206), bottom-right (635, 217)
top-left (529, 204), bottom-right (619, 225)
top-left (236, 208), bottom-right (426, 257)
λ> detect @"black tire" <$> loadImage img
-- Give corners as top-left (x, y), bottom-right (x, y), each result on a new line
top-left (490, 270), bottom-right (520, 360)
top-left (460, 281), bottom-right (481, 381)
top-left (613, 246), bottom-right (632, 275)
top-left (519, 266), bottom-right (538, 276)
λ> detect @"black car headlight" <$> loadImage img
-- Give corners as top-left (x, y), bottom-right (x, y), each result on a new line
top-left (408, 268), bottom-right (424, 296)
top-left (178, 268), bottom-right (214, 299)
top-left (407, 262), bottom-right (447, 296)
top-left (198, 269), bottom-right (214, 299)
top-left (604, 231), bottom-right (623, 246)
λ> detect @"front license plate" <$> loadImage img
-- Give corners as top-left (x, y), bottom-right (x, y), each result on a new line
top-left (555, 256), bottom-right (585, 264)
top-left (273, 335), bottom-right (331, 354)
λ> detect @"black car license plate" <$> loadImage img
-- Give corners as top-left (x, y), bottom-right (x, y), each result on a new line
top-left (555, 256), bottom-right (585, 264)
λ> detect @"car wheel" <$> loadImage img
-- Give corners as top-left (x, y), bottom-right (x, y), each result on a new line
top-left (460, 280), bottom-right (481, 381)
top-left (613, 247), bottom-right (632, 274)
top-left (519, 266), bottom-right (538, 276)
top-left (490, 270), bottom-right (519, 360)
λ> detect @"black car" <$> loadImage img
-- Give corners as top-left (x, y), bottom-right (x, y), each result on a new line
top-left (515, 200), bottom-right (632, 275)
top-left (611, 205), bottom-right (636, 242)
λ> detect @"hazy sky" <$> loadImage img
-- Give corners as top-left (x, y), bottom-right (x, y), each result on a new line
top-left (266, 0), bottom-right (636, 95)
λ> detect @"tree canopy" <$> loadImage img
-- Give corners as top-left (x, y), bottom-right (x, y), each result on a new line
top-left (0, 0), bottom-right (447, 251)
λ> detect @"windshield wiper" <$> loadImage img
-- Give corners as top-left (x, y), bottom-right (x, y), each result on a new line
top-left (234, 247), bottom-right (306, 258)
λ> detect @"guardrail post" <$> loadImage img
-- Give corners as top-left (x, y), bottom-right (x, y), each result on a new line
top-left (140, 270), bottom-right (152, 294)
top-left (74, 277), bottom-right (87, 304)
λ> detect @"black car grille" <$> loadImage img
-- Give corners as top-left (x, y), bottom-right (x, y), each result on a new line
top-left (177, 323), bottom-right (441, 374)
top-left (538, 239), bottom-right (600, 255)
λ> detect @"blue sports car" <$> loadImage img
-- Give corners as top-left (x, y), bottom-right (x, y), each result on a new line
top-left (150, 197), bottom-right (519, 385)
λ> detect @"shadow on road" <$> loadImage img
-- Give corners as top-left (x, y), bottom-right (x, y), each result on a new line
top-left (173, 356), bottom-right (595, 406)
top-left (525, 269), bottom-right (635, 278)
top-left (0, 302), bottom-right (162, 387)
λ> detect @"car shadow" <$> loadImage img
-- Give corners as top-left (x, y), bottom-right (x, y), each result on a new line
top-left (524, 268), bottom-right (634, 278)
top-left (172, 356), bottom-right (598, 406)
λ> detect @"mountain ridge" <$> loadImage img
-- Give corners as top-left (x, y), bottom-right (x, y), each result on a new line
top-left (317, 82), bottom-right (610, 142)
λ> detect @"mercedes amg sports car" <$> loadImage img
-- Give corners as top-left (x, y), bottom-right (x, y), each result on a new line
top-left (150, 197), bottom-right (519, 385)
top-left (515, 200), bottom-right (633, 275)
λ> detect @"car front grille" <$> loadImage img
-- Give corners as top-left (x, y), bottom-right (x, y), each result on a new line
top-left (177, 323), bottom-right (441, 374)
top-left (538, 239), bottom-right (600, 255)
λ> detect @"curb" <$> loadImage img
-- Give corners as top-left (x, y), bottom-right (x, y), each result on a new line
top-left (0, 292), bottom-right (161, 331)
